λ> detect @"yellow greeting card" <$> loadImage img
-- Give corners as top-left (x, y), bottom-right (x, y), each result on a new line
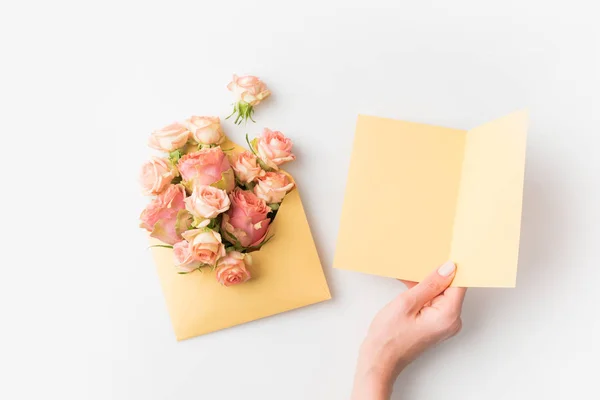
top-left (334, 111), bottom-right (528, 287)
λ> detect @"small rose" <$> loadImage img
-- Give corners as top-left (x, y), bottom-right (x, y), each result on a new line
top-left (178, 147), bottom-right (235, 192)
top-left (148, 122), bottom-right (190, 152)
top-left (221, 188), bottom-right (271, 248)
top-left (139, 184), bottom-right (189, 245)
top-left (226, 74), bottom-right (271, 125)
top-left (231, 151), bottom-right (265, 183)
top-left (254, 171), bottom-right (294, 204)
top-left (173, 240), bottom-right (202, 272)
top-left (181, 229), bottom-right (226, 267)
top-left (255, 128), bottom-right (295, 170)
top-left (185, 185), bottom-right (230, 219)
top-left (185, 116), bottom-right (225, 145)
top-left (139, 156), bottom-right (177, 196)
top-left (228, 75), bottom-right (271, 106)
top-left (215, 251), bottom-right (252, 286)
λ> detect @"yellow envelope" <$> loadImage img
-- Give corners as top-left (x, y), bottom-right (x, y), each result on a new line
top-left (334, 111), bottom-right (528, 287)
top-left (150, 138), bottom-right (331, 340)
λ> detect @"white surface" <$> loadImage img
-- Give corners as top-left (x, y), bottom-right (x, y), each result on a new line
top-left (2, 1), bottom-right (599, 399)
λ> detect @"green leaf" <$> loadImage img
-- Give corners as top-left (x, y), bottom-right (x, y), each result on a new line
top-left (245, 181), bottom-right (256, 191)
top-left (248, 106), bottom-right (256, 123)
top-left (204, 218), bottom-right (219, 230)
top-left (227, 101), bottom-right (257, 125)
top-left (148, 244), bottom-right (174, 249)
top-left (177, 263), bottom-right (214, 275)
top-left (268, 203), bottom-right (280, 211)
top-left (224, 232), bottom-right (245, 251)
top-left (245, 133), bottom-right (256, 155)
top-left (256, 157), bottom-right (271, 171)
top-left (244, 235), bottom-right (275, 252)
top-left (210, 168), bottom-right (235, 191)
top-left (169, 150), bottom-right (183, 164)
top-left (225, 104), bottom-right (237, 120)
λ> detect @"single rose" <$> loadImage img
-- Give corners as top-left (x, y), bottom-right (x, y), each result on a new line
top-left (221, 188), bottom-right (271, 248)
top-left (231, 151), bottom-right (265, 183)
top-left (173, 240), bottom-right (202, 272)
top-left (139, 156), bottom-right (177, 196)
top-left (254, 171), bottom-right (294, 204)
top-left (255, 128), bottom-right (296, 170)
top-left (226, 75), bottom-right (271, 125)
top-left (178, 147), bottom-right (235, 192)
top-left (185, 185), bottom-right (230, 219)
top-left (185, 116), bottom-right (225, 145)
top-left (140, 184), bottom-right (190, 245)
top-left (215, 251), bottom-right (252, 286)
top-left (227, 75), bottom-right (271, 106)
top-left (148, 122), bottom-right (190, 152)
top-left (181, 229), bottom-right (226, 267)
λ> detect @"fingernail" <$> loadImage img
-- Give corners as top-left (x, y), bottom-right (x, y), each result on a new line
top-left (437, 261), bottom-right (456, 277)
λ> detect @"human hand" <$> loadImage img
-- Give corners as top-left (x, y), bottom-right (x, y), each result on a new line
top-left (351, 261), bottom-right (467, 400)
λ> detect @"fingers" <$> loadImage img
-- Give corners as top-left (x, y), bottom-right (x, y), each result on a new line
top-left (443, 287), bottom-right (467, 314)
top-left (405, 261), bottom-right (456, 314)
top-left (399, 279), bottom-right (417, 289)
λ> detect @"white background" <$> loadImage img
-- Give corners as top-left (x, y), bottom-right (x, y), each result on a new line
top-left (1, 1), bottom-right (599, 399)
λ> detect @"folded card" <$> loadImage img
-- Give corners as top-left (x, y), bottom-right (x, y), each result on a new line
top-left (150, 138), bottom-right (331, 340)
top-left (334, 110), bottom-right (528, 287)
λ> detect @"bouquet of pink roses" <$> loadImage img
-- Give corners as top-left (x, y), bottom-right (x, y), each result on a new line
top-left (139, 75), bottom-right (296, 286)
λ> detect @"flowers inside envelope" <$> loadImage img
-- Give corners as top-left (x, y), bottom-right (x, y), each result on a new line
top-left (139, 76), bottom-right (330, 340)
top-left (148, 136), bottom-right (331, 340)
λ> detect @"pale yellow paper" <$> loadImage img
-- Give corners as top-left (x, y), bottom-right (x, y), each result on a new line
top-left (151, 138), bottom-right (331, 340)
top-left (450, 111), bottom-right (528, 286)
top-left (333, 111), bottom-right (528, 287)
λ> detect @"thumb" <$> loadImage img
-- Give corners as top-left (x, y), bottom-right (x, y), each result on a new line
top-left (406, 261), bottom-right (456, 313)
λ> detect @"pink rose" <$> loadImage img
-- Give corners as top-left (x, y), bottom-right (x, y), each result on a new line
top-left (215, 251), bottom-right (252, 286)
top-left (139, 156), bottom-right (177, 196)
top-left (178, 147), bottom-right (235, 192)
top-left (181, 229), bottom-right (226, 267)
top-left (255, 128), bottom-right (296, 170)
top-left (139, 184), bottom-right (190, 245)
top-left (185, 116), bottom-right (225, 145)
top-left (173, 240), bottom-right (202, 272)
top-left (148, 122), bottom-right (190, 152)
top-left (185, 185), bottom-right (230, 219)
top-left (227, 74), bottom-right (271, 106)
top-left (254, 171), bottom-right (295, 204)
top-left (231, 151), bottom-right (265, 183)
top-left (221, 188), bottom-right (271, 248)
